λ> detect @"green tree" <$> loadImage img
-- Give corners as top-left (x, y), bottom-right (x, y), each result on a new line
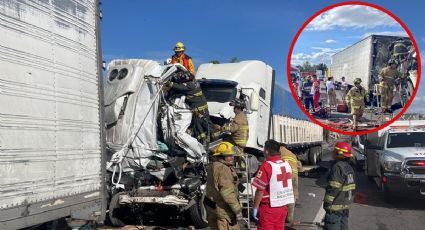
top-left (209, 60), bottom-right (220, 64)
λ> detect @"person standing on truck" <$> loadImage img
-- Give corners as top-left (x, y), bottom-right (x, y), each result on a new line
top-left (312, 75), bottom-right (321, 111)
top-left (171, 41), bottom-right (195, 74)
top-left (379, 59), bottom-right (402, 113)
top-left (205, 142), bottom-right (242, 230)
top-left (302, 76), bottom-right (314, 112)
top-left (280, 144), bottom-right (302, 228)
top-left (166, 70), bottom-right (210, 144)
top-left (323, 142), bottom-right (356, 230)
top-left (345, 78), bottom-right (367, 131)
top-left (252, 139), bottom-right (295, 230)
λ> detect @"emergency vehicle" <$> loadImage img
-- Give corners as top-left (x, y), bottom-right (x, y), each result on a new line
top-left (364, 119), bottom-right (425, 201)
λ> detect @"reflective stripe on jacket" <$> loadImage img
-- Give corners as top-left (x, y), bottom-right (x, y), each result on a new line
top-left (323, 160), bottom-right (356, 212)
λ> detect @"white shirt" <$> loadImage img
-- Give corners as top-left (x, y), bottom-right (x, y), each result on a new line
top-left (326, 80), bottom-right (335, 92)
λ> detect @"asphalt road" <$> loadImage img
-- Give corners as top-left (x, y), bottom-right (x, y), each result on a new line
top-left (294, 143), bottom-right (425, 230)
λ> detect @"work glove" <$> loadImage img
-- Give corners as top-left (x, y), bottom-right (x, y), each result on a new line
top-left (252, 208), bottom-right (259, 222)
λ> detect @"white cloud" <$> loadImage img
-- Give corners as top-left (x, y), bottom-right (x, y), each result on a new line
top-left (307, 5), bottom-right (398, 31)
top-left (325, 39), bottom-right (337, 43)
top-left (361, 30), bottom-right (408, 38)
top-left (291, 47), bottom-right (345, 65)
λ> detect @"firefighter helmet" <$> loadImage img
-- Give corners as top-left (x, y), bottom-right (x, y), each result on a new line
top-left (174, 42), bottom-right (185, 52)
top-left (354, 78), bottom-right (362, 84)
top-left (213, 142), bottom-right (236, 156)
top-left (335, 142), bottom-right (352, 159)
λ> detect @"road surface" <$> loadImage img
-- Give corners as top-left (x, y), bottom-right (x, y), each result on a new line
top-left (294, 142), bottom-right (425, 230)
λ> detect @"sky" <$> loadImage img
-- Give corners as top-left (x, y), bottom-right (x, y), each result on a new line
top-left (100, 0), bottom-right (425, 115)
top-left (291, 5), bottom-right (407, 66)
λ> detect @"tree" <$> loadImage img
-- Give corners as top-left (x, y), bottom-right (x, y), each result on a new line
top-left (209, 60), bottom-right (220, 64)
top-left (229, 57), bottom-right (238, 63)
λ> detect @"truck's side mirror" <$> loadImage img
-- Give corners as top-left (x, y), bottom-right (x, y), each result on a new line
top-left (249, 91), bottom-right (259, 111)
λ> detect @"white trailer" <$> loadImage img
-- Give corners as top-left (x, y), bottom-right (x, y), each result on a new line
top-left (330, 35), bottom-right (415, 93)
top-left (0, 1), bottom-right (105, 229)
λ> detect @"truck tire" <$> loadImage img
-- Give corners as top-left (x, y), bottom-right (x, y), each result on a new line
top-left (187, 196), bottom-right (208, 229)
top-left (108, 192), bottom-right (126, 227)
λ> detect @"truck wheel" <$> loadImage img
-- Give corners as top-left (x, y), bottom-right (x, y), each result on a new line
top-left (108, 192), bottom-right (126, 227)
top-left (381, 183), bottom-right (393, 203)
top-left (187, 196), bottom-right (208, 229)
top-left (308, 148), bottom-right (318, 165)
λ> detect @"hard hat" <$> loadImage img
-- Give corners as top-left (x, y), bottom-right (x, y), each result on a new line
top-left (354, 78), bottom-right (362, 84)
top-left (388, 59), bottom-right (396, 65)
top-left (393, 42), bottom-right (408, 57)
top-left (174, 42), bottom-right (185, 52)
top-left (213, 142), bottom-right (236, 156)
top-left (335, 142), bottom-right (352, 159)
top-left (229, 98), bottom-right (245, 108)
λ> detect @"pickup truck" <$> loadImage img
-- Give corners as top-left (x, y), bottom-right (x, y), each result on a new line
top-left (364, 119), bottom-right (425, 201)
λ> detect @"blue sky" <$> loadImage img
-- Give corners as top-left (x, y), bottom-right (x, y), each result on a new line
top-left (101, 0), bottom-right (425, 114)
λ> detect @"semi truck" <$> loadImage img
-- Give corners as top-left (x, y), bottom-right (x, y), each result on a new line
top-left (330, 34), bottom-right (418, 107)
top-left (364, 118), bottom-right (425, 201)
top-left (197, 61), bottom-right (323, 165)
top-left (0, 0), bottom-right (105, 229)
top-left (102, 60), bottom-right (324, 227)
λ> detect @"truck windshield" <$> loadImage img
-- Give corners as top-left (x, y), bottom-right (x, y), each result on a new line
top-left (201, 87), bottom-right (237, 103)
top-left (387, 132), bottom-right (425, 148)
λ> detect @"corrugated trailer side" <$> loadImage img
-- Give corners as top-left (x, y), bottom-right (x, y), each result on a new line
top-left (331, 36), bottom-right (373, 89)
top-left (0, 0), bottom-right (105, 229)
top-left (270, 115), bottom-right (323, 164)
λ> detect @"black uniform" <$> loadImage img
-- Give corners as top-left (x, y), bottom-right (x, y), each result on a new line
top-left (302, 80), bottom-right (314, 110)
top-left (323, 160), bottom-right (356, 230)
top-left (168, 80), bottom-right (210, 144)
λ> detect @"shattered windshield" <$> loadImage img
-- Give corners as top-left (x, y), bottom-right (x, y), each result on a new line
top-left (201, 87), bottom-right (237, 103)
top-left (387, 132), bottom-right (425, 148)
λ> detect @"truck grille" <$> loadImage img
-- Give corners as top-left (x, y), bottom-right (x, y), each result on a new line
top-left (405, 159), bottom-right (425, 175)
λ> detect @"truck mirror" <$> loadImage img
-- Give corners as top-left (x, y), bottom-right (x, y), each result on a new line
top-left (249, 91), bottom-right (259, 111)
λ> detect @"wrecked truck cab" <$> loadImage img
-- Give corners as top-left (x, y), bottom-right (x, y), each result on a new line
top-left (104, 59), bottom-right (208, 228)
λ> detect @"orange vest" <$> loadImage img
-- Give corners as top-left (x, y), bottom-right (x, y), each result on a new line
top-left (171, 54), bottom-right (191, 71)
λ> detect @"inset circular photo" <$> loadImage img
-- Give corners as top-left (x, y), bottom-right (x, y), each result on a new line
top-left (288, 2), bottom-right (421, 135)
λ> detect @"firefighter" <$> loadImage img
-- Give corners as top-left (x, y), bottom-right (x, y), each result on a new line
top-left (378, 59), bottom-right (401, 113)
top-left (345, 78), bottom-right (366, 131)
top-left (215, 98), bottom-right (249, 168)
top-left (171, 42), bottom-right (195, 74)
top-left (252, 139), bottom-right (294, 230)
top-left (323, 142), bottom-right (356, 230)
top-left (302, 76), bottom-right (314, 111)
top-left (280, 144), bottom-right (302, 227)
top-left (166, 71), bottom-right (210, 144)
top-left (205, 142), bottom-right (242, 230)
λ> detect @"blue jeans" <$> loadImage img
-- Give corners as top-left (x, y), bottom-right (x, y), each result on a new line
top-left (324, 210), bottom-right (349, 230)
top-left (304, 97), bottom-right (314, 111)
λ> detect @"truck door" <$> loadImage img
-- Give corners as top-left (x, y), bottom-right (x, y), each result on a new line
top-left (256, 87), bottom-right (269, 146)
top-left (365, 133), bottom-right (380, 177)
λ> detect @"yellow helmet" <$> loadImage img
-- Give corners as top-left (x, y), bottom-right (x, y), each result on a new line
top-left (213, 142), bottom-right (236, 156)
top-left (174, 42), bottom-right (185, 52)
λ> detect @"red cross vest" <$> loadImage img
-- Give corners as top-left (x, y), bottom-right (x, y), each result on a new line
top-left (268, 159), bottom-right (295, 207)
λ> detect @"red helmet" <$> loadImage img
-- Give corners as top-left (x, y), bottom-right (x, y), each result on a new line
top-left (335, 142), bottom-right (352, 159)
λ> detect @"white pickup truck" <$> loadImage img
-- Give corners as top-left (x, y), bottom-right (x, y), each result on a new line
top-left (364, 119), bottom-right (425, 201)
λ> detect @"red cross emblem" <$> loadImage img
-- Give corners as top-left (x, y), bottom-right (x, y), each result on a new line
top-left (276, 166), bottom-right (292, 187)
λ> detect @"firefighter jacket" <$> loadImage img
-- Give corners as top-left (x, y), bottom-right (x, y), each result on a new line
top-left (378, 66), bottom-right (401, 89)
top-left (205, 159), bottom-right (241, 221)
top-left (171, 53), bottom-right (195, 74)
top-left (302, 80), bottom-right (313, 98)
top-left (280, 146), bottom-right (301, 174)
top-left (345, 86), bottom-right (366, 109)
top-left (223, 111), bottom-right (249, 148)
top-left (324, 160), bottom-right (356, 212)
top-left (168, 80), bottom-right (209, 113)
